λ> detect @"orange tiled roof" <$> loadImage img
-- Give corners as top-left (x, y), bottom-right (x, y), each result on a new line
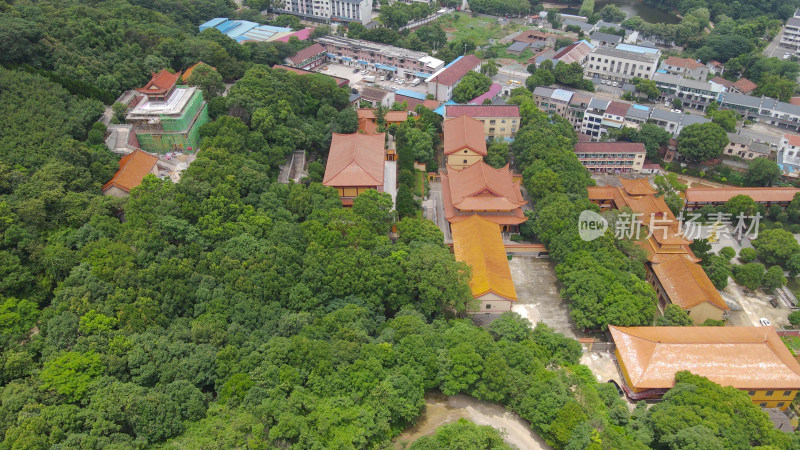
top-left (384, 110), bottom-right (409, 123)
top-left (649, 253), bottom-right (729, 311)
top-left (610, 325), bottom-right (800, 391)
top-left (357, 108), bottom-right (376, 120)
top-left (102, 149), bottom-right (159, 193)
top-left (451, 215), bottom-right (517, 301)
top-left (446, 161), bottom-right (527, 211)
top-left (444, 115), bottom-right (487, 156)
top-left (181, 62), bottom-right (216, 83)
top-left (322, 133), bottom-right (385, 187)
top-left (619, 177), bottom-right (656, 196)
top-left (732, 78), bottom-right (757, 93)
top-left (664, 56), bottom-right (704, 70)
top-left (440, 163), bottom-right (527, 226)
top-left (136, 69), bottom-right (181, 96)
top-left (685, 187), bottom-right (800, 204)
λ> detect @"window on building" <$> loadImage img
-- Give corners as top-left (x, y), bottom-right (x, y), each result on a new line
top-left (748, 391), bottom-right (756, 396)
top-left (463, 159), bottom-right (468, 164)
top-left (766, 391), bottom-right (774, 396)
top-left (490, 120), bottom-right (496, 124)
top-left (778, 402), bottom-right (786, 408)
top-left (759, 402), bottom-right (767, 407)
top-left (485, 304), bottom-right (491, 309)
top-left (784, 390), bottom-right (792, 396)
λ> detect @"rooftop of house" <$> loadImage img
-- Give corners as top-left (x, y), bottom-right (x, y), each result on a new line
top-left (181, 62), bottom-right (216, 83)
top-left (590, 31), bottom-right (622, 44)
top-left (605, 101), bottom-right (631, 117)
top-left (610, 325), bottom-right (800, 391)
top-left (663, 56), bottom-right (704, 70)
top-left (102, 150), bottom-right (159, 193)
top-left (361, 86), bottom-right (392, 102)
top-left (316, 35), bottom-right (435, 63)
top-left (575, 142), bottom-right (645, 154)
top-left (428, 54), bottom-right (482, 86)
top-left (732, 78), bottom-right (758, 93)
top-left (711, 76), bottom-right (734, 89)
top-left (286, 43), bottom-right (326, 64)
top-left (685, 187), bottom-right (800, 203)
top-left (451, 215), bottom-right (517, 301)
top-left (322, 133), bottom-right (386, 187)
top-left (591, 45), bottom-right (659, 63)
top-left (443, 115), bottom-right (487, 156)
top-left (785, 134), bottom-right (800, 147)
top-left (272, 65), bottom-right (349, 86)
top-left (127, 86), bottom-right (199, 118)
top-left (445, 104), bottom-right (521, 119)
top-left (470, 83), bottom-right (502, 104)
top-left (553, 40), bottom-right (593, 64)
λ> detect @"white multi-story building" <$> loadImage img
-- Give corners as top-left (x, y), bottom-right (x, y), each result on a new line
top-left (585, 44), bottom-right (661, 83)
top-left (277, 0), bottom-right (373, 25)
top-left (659, 56), bottom-right (709, 80)
top-left (780, 9), bottom-right (800, 51)
top-left (653, 73), bottom-right (724, 111)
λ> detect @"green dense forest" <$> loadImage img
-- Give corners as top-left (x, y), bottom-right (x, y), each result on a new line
top-left (1, 0), bottom-right (800, 448)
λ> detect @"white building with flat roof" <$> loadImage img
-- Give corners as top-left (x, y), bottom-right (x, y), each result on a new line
top-left (276, 0), bottom-right (372, 25)
top-left (586, 44), bottom-right (661, 83)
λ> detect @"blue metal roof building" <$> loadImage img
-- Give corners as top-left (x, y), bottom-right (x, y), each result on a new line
top-left (199, 18), bottom-right (292, 43)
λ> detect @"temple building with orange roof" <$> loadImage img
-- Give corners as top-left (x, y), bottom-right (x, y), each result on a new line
top-left (102, 150), bottom-right (160, 198)
top-left (451, 215), bottom-right (517, 314)
top-left (588, 177), bottom-right (729, 323)
top-left (440, 160), bottom-right (527, 233)
top-left (323, 133), bottom-right (389, 206)
top-left (443, 115), bottom-right (487, 170)
top-left (126, 69), bottom-right (209, 154)
top-left (684, 186), bottom-right (800, 211)
top-left (356, 109), bottom-right (408, 135)
top-left (610, 325), bottom-right (800, 409)
top-left (180, 62), bottom-right (217, 83)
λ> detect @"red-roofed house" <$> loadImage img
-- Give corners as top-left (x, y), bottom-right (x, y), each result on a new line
top-left (710, 76), bottom-right (733, 90)
top-left (136, 69), bottom-right (182, 101)
top-left (553, 40), bottom-right (592, 65)
top-left (323, 133), bottom-right (386, 205)
top-left (445, 105), bottom-right (521, 140)
top-left (440, 161), bottom-right (528, 232)
top-left (731, 78), bottom-right (757, 95)
top-left (660, 56), bottom-right (708, 79)
top-left (103, 150), bottom-right (159, 197)
top-left (707, 60), bottom-right (724, 75)
top-left (427, 55), bottom-right (482, 101)
top-left (285, 43), bottom-right (327, 70)
top-left (444, 115), bottom-right (487, 169)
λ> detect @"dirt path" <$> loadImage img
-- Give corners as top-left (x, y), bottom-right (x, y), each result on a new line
top-left (394, 393), bottom-right (550, 449)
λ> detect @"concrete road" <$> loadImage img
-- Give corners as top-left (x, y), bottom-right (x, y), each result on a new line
top-left (425, 180), bottom-right (451, 243)
top-left (764, 26), bottom-right (787, 58)
top-left (508, 257), bottom-right (586, 339)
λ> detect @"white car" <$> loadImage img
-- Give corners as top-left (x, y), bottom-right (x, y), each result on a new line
top-left (612, 81), bottom-right (618, 87)
top-left (397, 79), bottom-right (405, 85)
top-left (759, 318), bottom-right (772, 327)
top-left (601, 79), bottom-right (608, 85)
top-left (360, 70), bottom-right (368, 75)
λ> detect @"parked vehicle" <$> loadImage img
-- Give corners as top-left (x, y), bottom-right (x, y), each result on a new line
top-left (612, 81), bottom-right (618, 87)
top-left (380, 76), bottom-right (385, 81)
top-left (353, 68), bottom-right (359, 74)
top-left (363, 75), bottom-right (375, 83)
top-left (397, 79), bottom-right (405, 85)
top-left (410, 78), bottom-right (421, 86)
top-left (759, 318), bottom-right (772, 326)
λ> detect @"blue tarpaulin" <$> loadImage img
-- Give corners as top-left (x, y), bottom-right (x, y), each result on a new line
top-left (357, 60), bottom-right (368, 65)
top-left (414, 72), bottom-right (431, 79)
top-left (376, 64), bottom-right (398, 72)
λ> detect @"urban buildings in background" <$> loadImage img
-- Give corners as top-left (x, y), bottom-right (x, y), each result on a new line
top-left (275, 0), bottom-right (373, 25)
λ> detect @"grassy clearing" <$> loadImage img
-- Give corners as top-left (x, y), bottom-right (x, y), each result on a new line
top-left (493, 45), bottom-right (536, 64)
top-left (414, 170), bottom-right (427, 197)
top-left (782, 335), bottom-right (800, 356)
top-left (437, 12), bottom-right (526, 46)
top-left (788, 278), bottom-right (800, 299)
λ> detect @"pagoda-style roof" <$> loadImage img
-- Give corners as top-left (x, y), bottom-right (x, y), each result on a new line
top-left (136, 70), bottom-right (182, 98)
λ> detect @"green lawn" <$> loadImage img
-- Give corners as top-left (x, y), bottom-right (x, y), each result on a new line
top-left (493, 45), bottom-right (536, 64)
top-left (437, 12), bottom-right (526, 46)
top-left (782, 335), bottom-right (800, 357)
top-left (414, 170), bottom-right (427, 197)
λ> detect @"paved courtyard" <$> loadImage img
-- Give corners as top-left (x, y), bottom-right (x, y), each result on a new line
top-left (508, 256), bottom-right (586, 339)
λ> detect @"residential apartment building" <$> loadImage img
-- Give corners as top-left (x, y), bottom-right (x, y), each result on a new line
top-left (275, 0), bottom-right (373, 25)
top-left (574, 141), bottom-right (645, 173)
top-left (648, 108), bottom-right (710, 136)
top-left (624, 104), bottom-right (650, 129)
top-left (653, 72), bottom-right (724, 111)
top-left (285, 43), bottom-right (327, 70)
top-left (580, 98), bottom-right (609, 139)
top-left (780, 133), bottom-right (800, 176)
top-left (444, 105), bottom-right (521, 140)
top-left (610, 325), bottom-right (800, 409)
top-left (659, 56), bottom-right (709, 79)
top-left (533, 87), bottom-right (572, 116)
top-left (719, 92), bottom-right (800, 132)
top-left (126, 70), bottom-right (209, 154)
top-left (317, 36), bottom-right (444, 81)
top-left (724, 133), bottom-right (770, 160)
top-left (780, 9), bottom-right (800, 51)
top-left (426, 54), bottom-right (482, 101)
top-left (602, 101), bottom-right (630, 132)
top-left (567, 93), bottom-right (592, 131)
top-left (586, 44), bottom-right (661, 82)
